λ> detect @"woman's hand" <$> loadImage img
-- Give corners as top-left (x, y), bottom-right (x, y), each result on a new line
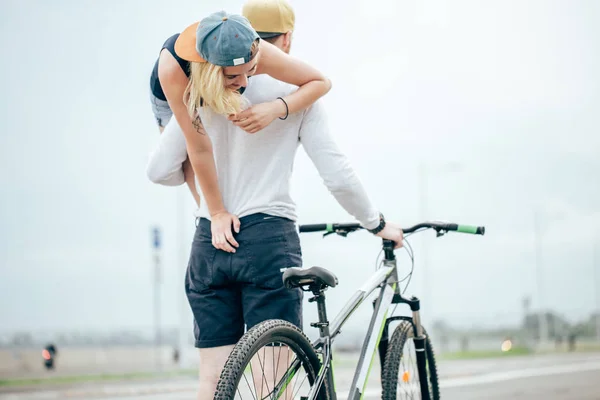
top-left (228, 99), bottom-right (286, 134)
top-left (211, 211), bottom-right (241, 253)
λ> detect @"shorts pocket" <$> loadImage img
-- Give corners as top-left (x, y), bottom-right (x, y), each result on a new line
top-left (188, 240), bottom-right (216, 287)
top-left (246, 228), bottom-right (302, 290)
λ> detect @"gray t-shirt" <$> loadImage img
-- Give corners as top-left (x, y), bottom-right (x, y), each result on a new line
top-left (146, 74), bottom-right (380, 230)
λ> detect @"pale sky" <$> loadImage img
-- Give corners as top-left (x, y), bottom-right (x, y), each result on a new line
top-left (1, 0), bottom-right (599, 341)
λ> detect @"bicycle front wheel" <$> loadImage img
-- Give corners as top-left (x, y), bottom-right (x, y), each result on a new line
top-left (214, 319), bottom-right (326, 400)
top-left (381, 320), bottom-right (440, 399)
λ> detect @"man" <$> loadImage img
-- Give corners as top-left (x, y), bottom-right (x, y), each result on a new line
top-left (146, 0), bottom-right (296, 195)
top-left (146, 2), bottom-right (405, 399)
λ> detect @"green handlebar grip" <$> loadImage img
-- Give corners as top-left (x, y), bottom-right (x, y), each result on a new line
top-left (457, 225), bottom-right (485, 235)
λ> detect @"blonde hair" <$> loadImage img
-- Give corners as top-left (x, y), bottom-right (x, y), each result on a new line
top-left (185, 40), bottom-right (259, 118)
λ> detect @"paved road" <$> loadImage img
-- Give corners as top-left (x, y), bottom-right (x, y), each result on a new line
top-left (1, 352), bottom-right (599, 399)
top-left (441, 370), bottom-right (599, 400)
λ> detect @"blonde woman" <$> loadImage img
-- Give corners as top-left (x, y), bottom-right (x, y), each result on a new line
top-left (148, 8), bottom-right (329, 253)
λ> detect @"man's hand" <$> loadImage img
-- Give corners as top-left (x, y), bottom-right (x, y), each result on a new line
top-left (375, 222), bottom-right (404, 249)
top-left (211, 211), bottom-right (241, 253)
top-left (228, 100), bottom-right (285, 134)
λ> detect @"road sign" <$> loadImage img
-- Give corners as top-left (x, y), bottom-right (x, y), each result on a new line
top-left (152, 227), bottom-right (161, 249)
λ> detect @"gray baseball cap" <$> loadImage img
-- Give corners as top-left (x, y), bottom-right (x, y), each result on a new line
top-left (175, 11), bottom-right (259, 66)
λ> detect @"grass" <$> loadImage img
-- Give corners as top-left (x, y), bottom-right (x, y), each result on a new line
top-left (0, 369), bottom-right (196, 388)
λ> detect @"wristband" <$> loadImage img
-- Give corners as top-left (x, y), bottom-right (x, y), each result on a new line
top-left (277, 97), bottom-right (289, 120)
top-left (368, 212), bottom-right (386, 234)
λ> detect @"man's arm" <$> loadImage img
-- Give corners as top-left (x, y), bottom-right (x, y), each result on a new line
top-left (299, 101), bottom-right (381, 230)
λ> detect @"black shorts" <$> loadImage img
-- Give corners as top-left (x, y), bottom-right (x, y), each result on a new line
top-left (185, 213), bottom-right (304, 348)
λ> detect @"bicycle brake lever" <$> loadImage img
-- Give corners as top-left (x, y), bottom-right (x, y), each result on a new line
top-left (323, 229), bottom-right (354, 238)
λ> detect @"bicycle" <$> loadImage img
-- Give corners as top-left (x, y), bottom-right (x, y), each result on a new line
top-left (214, 220), bottom-right (485, 400)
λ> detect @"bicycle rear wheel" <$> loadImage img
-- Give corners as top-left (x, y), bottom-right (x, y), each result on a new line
top-left (381, 320), bottom-right (440, 399)
top-left (214, 319), bottom-right (326, 400)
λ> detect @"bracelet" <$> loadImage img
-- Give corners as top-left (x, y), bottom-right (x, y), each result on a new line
top-left (277, 97), bottom-right (289, 120)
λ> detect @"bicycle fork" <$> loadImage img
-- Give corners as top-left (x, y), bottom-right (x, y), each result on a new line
top-left (377, 240), bottom-right (432, 400)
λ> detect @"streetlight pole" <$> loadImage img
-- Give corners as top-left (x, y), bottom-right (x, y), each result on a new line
top-left (151, 226), bottom-right (162, 371)
top-left (533, 209), bottom-right (549, 347)
top-left (594, 231), bottom-right (600, 342)
top-left (176, 186), bottom-right (186, 367)
top-left (418, 164), bottom-right (430, 321)
top-left (177, 188), bottom-right (189, 368)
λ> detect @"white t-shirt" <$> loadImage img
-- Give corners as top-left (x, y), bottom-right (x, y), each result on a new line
top-left (146, 74), bottom-right (380, 230)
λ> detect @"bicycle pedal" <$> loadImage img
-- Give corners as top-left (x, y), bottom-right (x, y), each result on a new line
top-left (310, 322), bottom-right (329, 328)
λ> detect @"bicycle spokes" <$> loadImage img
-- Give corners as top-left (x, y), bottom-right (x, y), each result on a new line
top-left (233, 342), bottom-right (314, 400)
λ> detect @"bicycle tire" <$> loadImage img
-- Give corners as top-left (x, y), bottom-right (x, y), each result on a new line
top-left (214, 319), bottom-right (326, 400)
top-left (381, 320), bottom-right (440, 400)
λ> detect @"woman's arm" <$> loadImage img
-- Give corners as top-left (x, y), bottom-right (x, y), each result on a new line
top-left (166, 124), bottom-right (200, 206)
top-left (182, 157), bottom-right (200, 206)
top-left (257, 40), bottom-right (331, 113)
top-left (158, 51), bottom-right (239, 252)
top-left (230, 40), bottom-right (332, 133)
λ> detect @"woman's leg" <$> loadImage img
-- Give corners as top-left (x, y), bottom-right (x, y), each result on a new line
top-left (150, 92), bottom-right (200, 205)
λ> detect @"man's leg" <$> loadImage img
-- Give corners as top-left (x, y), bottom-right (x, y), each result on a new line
top-left (186, 219), bottom-right (245, 399)
top-left (240, 216), bottom-right (304, 399)
top-left (197, 345), bottom-right (235, 400)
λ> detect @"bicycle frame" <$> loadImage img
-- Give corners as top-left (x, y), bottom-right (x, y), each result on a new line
top-left (276, 220), bottom-right (485, 400)
top-left (305, 239), bottom-right (431, 400)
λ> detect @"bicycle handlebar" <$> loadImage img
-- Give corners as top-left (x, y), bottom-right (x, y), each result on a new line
top-left (298, 221), bottom-right (485, 236)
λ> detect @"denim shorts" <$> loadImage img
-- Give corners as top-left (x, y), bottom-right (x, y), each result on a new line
top-left (149, 90), bottom-right (173, 128)
top-left (185, 213), bottom-right (304, 348)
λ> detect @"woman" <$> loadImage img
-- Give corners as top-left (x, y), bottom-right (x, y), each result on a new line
top-left (148, 10), bottom-right (331, 253)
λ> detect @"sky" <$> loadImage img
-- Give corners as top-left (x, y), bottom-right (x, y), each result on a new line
top-left (0, 0), bottom-right (599, 341)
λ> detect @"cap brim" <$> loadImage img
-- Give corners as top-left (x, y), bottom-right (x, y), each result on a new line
top-left (257, 31), bottom-right (283, 39)
top-left (174, 22), bottom-right (207, 63)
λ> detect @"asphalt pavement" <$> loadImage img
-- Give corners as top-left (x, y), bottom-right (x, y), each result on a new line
top-left (1, 352), bottom-right (599, 399)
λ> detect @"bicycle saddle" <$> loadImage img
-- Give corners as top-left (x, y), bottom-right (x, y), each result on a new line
top-left (283, 266), bottom-right (338, 289)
